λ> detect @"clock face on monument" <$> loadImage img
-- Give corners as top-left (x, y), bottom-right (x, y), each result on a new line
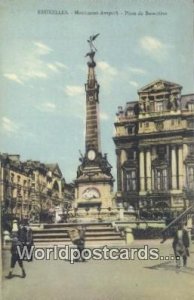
top-left (82, 188), bottom-right (100, 200)
top-left (87, 150), bottom-right (96, 161)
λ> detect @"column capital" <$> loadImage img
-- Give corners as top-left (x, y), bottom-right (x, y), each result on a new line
top-left (171, 145), bottom-right (177, 150)
top-left (145, 147), bottom-right (151, 153)
top-left (139, 147), bottom-right (145, 152)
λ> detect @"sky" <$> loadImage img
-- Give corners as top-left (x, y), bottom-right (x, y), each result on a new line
top-left (0, 0), bottom-right (193, 185)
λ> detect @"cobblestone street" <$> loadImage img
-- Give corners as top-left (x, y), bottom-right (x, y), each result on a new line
top-left (2, 240), bottom-right (194, 300)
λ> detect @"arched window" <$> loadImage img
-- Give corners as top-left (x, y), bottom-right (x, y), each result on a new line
top-left (53, 181), bottom-right (59, 191)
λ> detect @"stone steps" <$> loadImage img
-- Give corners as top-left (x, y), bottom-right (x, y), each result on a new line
top-left (32, 222), bottom-right (125, 247)
top-left (33, 227), bottom-right (115, 233)
top-left (33, 232), bottom-right (121, 238)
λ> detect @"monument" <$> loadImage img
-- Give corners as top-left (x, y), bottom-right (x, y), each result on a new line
top-left (74, 34), bottom-right (114, 213)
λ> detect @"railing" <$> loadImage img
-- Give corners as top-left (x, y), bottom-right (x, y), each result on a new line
top-left (161, 205), bottom-right (194, 238)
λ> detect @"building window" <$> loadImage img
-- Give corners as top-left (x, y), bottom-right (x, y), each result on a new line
top-left (145, 122), bottom-right (149, 128)
top-left (188, 120), bottom-right (194, 129)
top-left (171, 118), bottom-right (181, 126)
top-left (31, 173), bottom-right (35, 180)
top-left (126, 109), bottom-right (134, 117)
top-left (187, 166), bottom-right (194, 189)
top-left (155, 102), bottom-right (163, 112)
top-left (127, 150), bottom-right (136, 160)
top-left (188, 144), bottom-right (194, 154)
top-left (126, 170), bottom-right (137, 191)
top-left (17, 186), bottom-right (22, 197)
top-left (188, 103), bottom-right (194, 111)
top-left (154, 168), bottom-right (168, 191)
top-left (157, 145), bottom-right (167, 159)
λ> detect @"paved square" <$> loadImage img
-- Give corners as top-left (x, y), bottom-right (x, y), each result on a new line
top-left (2, 240), bottom-right (194, 300)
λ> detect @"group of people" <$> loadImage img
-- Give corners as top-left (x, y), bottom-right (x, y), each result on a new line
top-left (6, 222), bottom-right (34, 279)
top-left (5, 220), bottom-right (190, 279)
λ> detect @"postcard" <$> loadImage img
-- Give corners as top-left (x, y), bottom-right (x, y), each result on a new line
top-left (0, 1), bottom-right (194, 300)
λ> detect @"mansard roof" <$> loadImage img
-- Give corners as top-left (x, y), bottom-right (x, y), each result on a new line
top-left (138, 79), bottom-right (182, 93)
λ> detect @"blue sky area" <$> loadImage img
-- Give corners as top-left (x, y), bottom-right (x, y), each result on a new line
top-left (0, 0), bottom-right (193, 184)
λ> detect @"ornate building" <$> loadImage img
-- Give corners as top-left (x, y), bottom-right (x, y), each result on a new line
top-left (114, 80), bottom-right (194, 217)
top-left (74, 36), bottom-right (114, 211)
top-left (0, 154), bottom-right (73, 223)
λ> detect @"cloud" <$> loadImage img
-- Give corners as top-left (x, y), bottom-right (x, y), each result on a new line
top-left (47, 63), bottom-right (59, 73)
top-left (1, 117), bottom-right (18, 133)
top-left (36, 102), bottom-right (56, 112)
top-left (3, 73), bottom-right (23, 84)
top-left (55, 61), bottom-right (68, 69)
top-left (65, 85), bottom-right (84, 97)
top-left (3, 42), bottom-right (67, 85)
top-left (140, 36), bottom-right (168, 60)
top-left (99, 111), bottom-right (109, 121)
top-left (97, 61), bottom-right (118, 91)
top-left (98, 61), bottom-right (118, 76)
top-left (140, 36), bottom-right (163, 51)
top-left (129, 81), bottom-right (139, 88)
top-left (33, 42), bottom-right (53, 55)
top-left (129, 67), bottom-right (147, 75)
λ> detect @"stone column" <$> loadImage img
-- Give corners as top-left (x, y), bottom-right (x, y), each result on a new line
top-left (139, 149), bottom-right (145, 192)
top-left (146, 149), bottom-right (152, 191)
top-left (151, 146), bottom-right (157, 190)
top-left (0, 163), bottom-right (3, 204)
top-left (183, 144), bottom-right (188, 187)
top-left (116, 150), bottom-right (122, 192)
top-left (171, 145), bottom-right (177, 189)
top-left (75, 187), bottom-right (78, 199)
top-left (120, 149), bottom-right (127, 191)
top-left (178, 145), bottom-right (183, 190)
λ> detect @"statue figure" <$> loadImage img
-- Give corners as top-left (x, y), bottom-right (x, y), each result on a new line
top-left (145, 97), bottom-right (150, 112)
top-left (87, 33), bottom-right (100, 52)
top-left (85, 33), bottom-right (100, 66)
top-left (169, 94), bottom-right (178, 110)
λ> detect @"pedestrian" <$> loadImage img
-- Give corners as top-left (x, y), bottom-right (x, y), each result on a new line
top-left (172, 222), bottom-right (190, 268)
top-left (6, 233), bottom-right (26, 279)
top-left (18, 223), bottom-right (27, 245)
top-left (76, 226), bottom-right (86, 262)
top-left (26, 223), bottom-right (34, 262)
top-left (69, 226), bottom-right (86, 262)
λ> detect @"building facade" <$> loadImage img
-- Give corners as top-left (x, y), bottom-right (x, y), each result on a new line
top-left (114, 80), bottom-right (194, 218)
top-left (0, 154), bottom-right (74, 223)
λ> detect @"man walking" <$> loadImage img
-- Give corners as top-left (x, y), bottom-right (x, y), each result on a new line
top-left (172, 222), bottom-right (190, 268)
top-left (6, 233), bottom-right (26, 279)
top-left (76, 226), bottom-right (86, 262)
